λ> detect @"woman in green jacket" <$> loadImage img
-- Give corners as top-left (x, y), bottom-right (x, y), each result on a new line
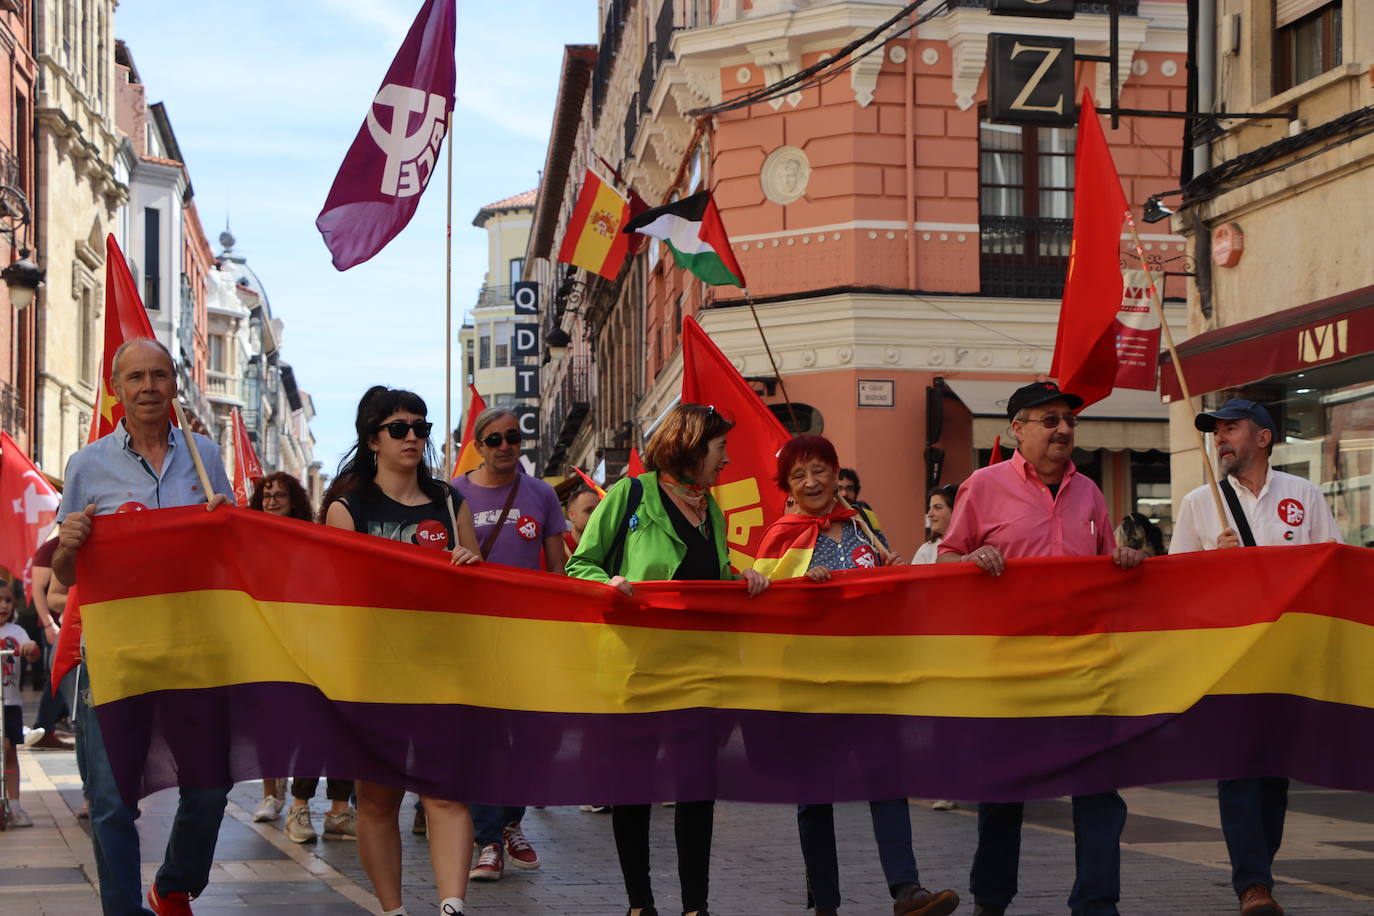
top-left (567, 403), bottom-right (768, 916)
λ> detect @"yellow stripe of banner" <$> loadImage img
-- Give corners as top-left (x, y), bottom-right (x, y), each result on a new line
top-left (84, 592), bottom-right (1374, 718)
top-left (569, 179), bottom-right (624, 273)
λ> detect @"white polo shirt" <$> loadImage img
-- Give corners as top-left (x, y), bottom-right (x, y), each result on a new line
top-left (1169, 467), bottom-right (1342, 553)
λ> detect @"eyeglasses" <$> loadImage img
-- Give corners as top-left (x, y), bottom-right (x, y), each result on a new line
top-left (1021, 413), bottom-right (1079, 429)
top-left (482, 430), bottom-right (523, 448)
top-left (375, 420), bottom-right (433, 439)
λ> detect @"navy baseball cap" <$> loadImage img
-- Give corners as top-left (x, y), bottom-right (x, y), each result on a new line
top-left (1194, 398), bottom-right (1276, 436)
top-left (1006, 381), bottom-right (1084, 421)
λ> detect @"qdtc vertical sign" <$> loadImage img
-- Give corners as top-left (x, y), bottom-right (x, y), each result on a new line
top-left (513, 324), bottom-right (540, 361)
top-left (512, 281), bottom-right (539, 315)
top-left (987, 33), bottom-right (1076, 126)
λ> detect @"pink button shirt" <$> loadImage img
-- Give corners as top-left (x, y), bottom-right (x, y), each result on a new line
top-left (939, 450), bottom-right (1115, 560)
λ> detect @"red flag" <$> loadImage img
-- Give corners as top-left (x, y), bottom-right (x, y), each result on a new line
top-left (230, 408), bottom-right (264, 507)
top-left (316, 0), bottom-right (456, 270)
top-left (91, 235), bottom-right (168, 442)
top-left (0, 432), bottom-right (60, 592)
top-left (680, 315), bottom-right (790, 571)
top-left (50, 585), bottom-right (81, 694)
top-left (1050, 91), bottom-right (1131, 410)
top-left (990, 435), bottom-right (1004, 465)
top-left (571, 466), bottom-right (607, 500)
top-left (626, 447), bottom-right (646, 477)
top-left (450, 385), bottom-right (486, 478)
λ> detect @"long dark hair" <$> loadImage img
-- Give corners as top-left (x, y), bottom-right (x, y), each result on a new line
top-left (319, 386), bottom-right (449, 520)
top-left (927, 484), bottom-right (959, 542)
top-left (250, 471), bottom-right (314, 521)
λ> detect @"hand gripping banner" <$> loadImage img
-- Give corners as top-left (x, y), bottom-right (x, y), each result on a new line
top-left (79, 508), bottom-right (1374, 806)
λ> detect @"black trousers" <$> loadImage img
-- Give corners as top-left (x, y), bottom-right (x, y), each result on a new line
top-left (612, 801), bottom-right (714, 912)
top-left (290, 777), bottom-right (354, 803)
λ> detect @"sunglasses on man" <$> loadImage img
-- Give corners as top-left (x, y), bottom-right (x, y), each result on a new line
top-left (375, 420), bottom-right (434, 439)
top-left (482, 430), bottom-right (523, 448)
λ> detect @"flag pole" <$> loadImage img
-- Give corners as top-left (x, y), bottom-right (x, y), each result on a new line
top-left (444, 109), bottom-right (454, 477)
top-left (1123, 213), bottom-right (1229, 530)
top-left (170, 399), bottom-right (216, 503)
top-left (743, 289), bottom-right (799, 436)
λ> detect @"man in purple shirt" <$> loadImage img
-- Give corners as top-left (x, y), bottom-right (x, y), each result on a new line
top-left (939, 381), bottom-right (1143, 916)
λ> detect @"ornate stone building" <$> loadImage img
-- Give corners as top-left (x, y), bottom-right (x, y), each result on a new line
top-left (32, 0), bottom-right (125, 476)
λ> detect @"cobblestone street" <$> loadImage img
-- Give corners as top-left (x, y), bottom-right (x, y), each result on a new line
top-left (4, 702), bottom-right (1373, 915)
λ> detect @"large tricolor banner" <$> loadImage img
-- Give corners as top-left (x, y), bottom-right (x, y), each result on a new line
top-left (80, 508), bottom-right (1374, 806)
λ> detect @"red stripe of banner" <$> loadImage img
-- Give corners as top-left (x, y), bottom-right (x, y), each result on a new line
top-left (76, 508), bottom-right (1372, 638)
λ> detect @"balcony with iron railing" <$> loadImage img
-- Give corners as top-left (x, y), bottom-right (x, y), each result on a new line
top-left (206, 370), bottom-right (244, 404)
top-left (539, 356), bottom-right (592, 473)
top-left (979, 215), bottom-right (1072, 299)
top-left (950, 0), bottom-right (1138, 12)
top-left (475, 284), bottom-right (522, 309)
top-left (1, 379), bottom-right (25, 438)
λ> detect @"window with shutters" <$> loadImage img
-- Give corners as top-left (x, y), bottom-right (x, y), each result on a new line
top-left (1274, 1), bottom-right (1342, 94)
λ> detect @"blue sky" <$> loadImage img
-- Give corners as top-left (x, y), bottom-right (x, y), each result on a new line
top-left (114, 1), bottom-right (594, 475)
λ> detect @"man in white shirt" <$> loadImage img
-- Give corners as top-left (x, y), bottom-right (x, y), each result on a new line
top-left (1169, 398), bottom-right (1342, 916)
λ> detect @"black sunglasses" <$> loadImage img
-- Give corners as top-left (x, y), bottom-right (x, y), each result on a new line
top-left (482, 430), bottom-right (523, 448)
top-left (375, 420), bottom-right (433, 440)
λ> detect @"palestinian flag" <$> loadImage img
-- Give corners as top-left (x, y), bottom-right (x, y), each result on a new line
top-left (623, 191), bottom-right (746, 288)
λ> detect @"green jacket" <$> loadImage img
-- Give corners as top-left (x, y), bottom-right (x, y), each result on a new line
top-left (566, 471), bottom-right (735, 583)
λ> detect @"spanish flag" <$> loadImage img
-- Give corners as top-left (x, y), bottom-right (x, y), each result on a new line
top-left (557, 170), bottom-right (631, 281)
top-left (753, 505), bottom-right (881, 581)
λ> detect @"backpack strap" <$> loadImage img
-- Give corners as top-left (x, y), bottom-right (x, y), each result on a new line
top-left (1219, 479), bottom-right (1258, 547)
top-left (602, 477), bottom-right (644, 578)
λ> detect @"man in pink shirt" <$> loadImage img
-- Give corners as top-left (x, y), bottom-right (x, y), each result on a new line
top-left (938, 381), bottom-right (1144, 916)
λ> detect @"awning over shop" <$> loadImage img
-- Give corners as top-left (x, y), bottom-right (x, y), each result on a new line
top-left (1160, 283), bottom-right (1374, 400)
top-left (945, 379), bottom-right (1169, 451)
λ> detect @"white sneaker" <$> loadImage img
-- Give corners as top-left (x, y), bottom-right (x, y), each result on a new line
top-left (9, 804), bottom-right (34, 827)
top-left (253, 795), bottom-right (284, 822)
top-left (22, 727), bottom-right (44, 747)
top-left (932, 799), bottom-right (958, 811)
top-left (284, 804), bottom-right (317, 842)
top-left (323, 808), bottom-right (357, 839)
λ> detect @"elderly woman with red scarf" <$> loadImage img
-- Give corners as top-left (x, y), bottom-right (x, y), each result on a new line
top-left (753, 435), bottom-right (959, 916)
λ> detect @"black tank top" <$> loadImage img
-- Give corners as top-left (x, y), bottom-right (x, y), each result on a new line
top-left (339, 484), bottom-right (461, 552)
top-left (661, 485), bottom-right (720, 581)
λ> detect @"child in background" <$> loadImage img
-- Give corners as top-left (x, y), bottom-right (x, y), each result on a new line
top-left (2, 582), bottom-right (41, 827)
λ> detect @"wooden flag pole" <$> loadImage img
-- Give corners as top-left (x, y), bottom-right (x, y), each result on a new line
top-left (444, 109), bottom-right (455, 476)
top-left (1123, 213), bottom-right (1229, 530)
top-left (170, 399), bottom-right (216, 503)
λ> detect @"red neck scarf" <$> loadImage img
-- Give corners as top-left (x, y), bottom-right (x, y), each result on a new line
top-left (779, 500), bottom-right (857, 532)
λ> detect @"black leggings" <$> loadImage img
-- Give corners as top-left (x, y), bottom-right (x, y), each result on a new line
top-left (612, 801), bottom-right (714, 912)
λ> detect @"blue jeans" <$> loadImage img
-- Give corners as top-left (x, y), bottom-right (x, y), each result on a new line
top-left (472, 804), bottom-right (525, 846)
top-left (798, 800), bottom-right (921, 910)
top-left (1218, 777), bottom-right (1288, 897)
top-left (78, 679), bottom-right (229, 915)
top-left (970, 793), bottom-right (1126, 916)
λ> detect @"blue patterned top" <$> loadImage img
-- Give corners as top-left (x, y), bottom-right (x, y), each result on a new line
top-left (810, 520), bottom-right (889, 571)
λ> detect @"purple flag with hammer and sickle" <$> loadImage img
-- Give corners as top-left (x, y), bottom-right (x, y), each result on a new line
top-left (316, 0), bottom-right (455, 270)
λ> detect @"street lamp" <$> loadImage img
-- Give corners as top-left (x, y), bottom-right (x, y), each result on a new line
top-left (2, 248), bottom-right (44, 309)
top-left (545, 326), bottom-right (572, 362)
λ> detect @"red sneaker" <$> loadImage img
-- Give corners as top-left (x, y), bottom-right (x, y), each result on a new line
top-left (469, 842), bottom-right (504, 881)
top-left (147, 884), bottom-right (195, 915)
top-left (503, 821), bottom-right (540, 870)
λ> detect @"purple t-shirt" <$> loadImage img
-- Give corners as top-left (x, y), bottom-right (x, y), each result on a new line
top-left (452, 470), bottom-right (567, 569)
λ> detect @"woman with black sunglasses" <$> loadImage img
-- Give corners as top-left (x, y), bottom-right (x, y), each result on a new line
top-left (320, 386), bottom-right (481, 916)
top-left (452, 406), bottom-right (569, 881)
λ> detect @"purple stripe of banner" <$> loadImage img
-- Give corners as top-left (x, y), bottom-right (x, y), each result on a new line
top-left (98, 684), bottom-right (1374, 806)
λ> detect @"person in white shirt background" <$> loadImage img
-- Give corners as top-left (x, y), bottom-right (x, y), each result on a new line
top-left (911, 484), bottom-right (957, 567)
top-left (1169, 398), bottom-right (1342, 916)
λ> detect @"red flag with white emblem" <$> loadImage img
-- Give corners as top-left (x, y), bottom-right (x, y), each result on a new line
top-left (230, 408), bottom-right (264, 507)
top-left (0, 431), bottom-right (60, 596)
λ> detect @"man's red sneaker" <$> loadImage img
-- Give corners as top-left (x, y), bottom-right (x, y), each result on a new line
top-left (503, 822), bottom-right (540, 870)
top-left (147, 884), bottom-right (194, 915)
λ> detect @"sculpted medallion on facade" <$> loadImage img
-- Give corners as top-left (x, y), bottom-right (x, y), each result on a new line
top-left (760, 145), bottom-right (811, 206)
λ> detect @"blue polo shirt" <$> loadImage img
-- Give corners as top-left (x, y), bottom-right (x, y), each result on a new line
top-left (57, 420), bottom-right (235, 517)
